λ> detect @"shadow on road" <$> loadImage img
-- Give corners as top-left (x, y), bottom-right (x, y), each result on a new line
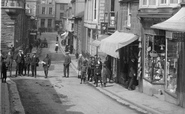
top-left (13, 78), bottom-right (84, 114)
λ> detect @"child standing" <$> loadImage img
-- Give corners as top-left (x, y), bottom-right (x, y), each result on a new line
top-left (80, 60), bottom-right (87, 84)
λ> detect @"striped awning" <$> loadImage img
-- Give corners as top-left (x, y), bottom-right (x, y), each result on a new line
top-left (100, 31), bottom-right (138, 58)
top-left (151, 7), bottom-right (185, 32)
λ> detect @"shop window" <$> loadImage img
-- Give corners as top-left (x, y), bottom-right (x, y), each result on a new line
top-left (166, 38), bottom-right (178, 94)
top-left (144, 34), bottom-right (165, 83)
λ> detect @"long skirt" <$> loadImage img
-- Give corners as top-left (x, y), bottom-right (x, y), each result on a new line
top-left (55, 46), bottom-right (58, 52)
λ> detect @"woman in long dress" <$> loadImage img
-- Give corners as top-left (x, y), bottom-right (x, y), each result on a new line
top-left (55, 43), bottom-right (59, 53)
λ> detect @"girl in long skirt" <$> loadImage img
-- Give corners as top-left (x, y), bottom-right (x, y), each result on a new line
top-left (55, 43), bottom-right (59, 53)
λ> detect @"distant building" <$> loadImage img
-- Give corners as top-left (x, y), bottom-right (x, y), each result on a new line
top-left (55, 0), bottom-right (71, 32)
top-left (37, 0), bottom-right (55, 32)
top-left (71, 0), bottom-right (85, 55)
top-left (84, 0), bottom-right (106, 56)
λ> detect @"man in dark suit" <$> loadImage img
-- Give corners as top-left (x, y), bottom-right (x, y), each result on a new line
top-left (1, 57), bottom-right (8, 83)
top-left (63, 52), bottom-right (71, 78)
top-left (25, 53), bottom-right (31, 76)
top-left (30, 52), bottom-right (39, 78)
top-left (127, 58), bottom-right (137, 90)
top-left (15, 50), bottom-right (24, 76)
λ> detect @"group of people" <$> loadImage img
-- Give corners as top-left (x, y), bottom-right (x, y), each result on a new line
top-left (77, 54), bottom-right (111, 87)
top-left (1, 48), bottom-right (52, 83)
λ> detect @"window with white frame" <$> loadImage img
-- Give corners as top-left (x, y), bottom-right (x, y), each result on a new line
top-left (49, 7), bottom-right (52, 14)
top-left (143, 0), bottom-right (148, 5)
top-left (60, 4), bottom-right (64, 10)
top-left (41, 19), bottom-right (45, 27)
top-left (48, 19), bottom-right (52, 27)
top-left (42, 7), bottom-right (45, 14)
top-left (127, 3), bottom-right (131, 27)
top-left (170, 0), bottom-right (178, 4)
top-left (149, 0), bottom-right (156, 5)
top-left (160, 0), bottom-right (167, 4)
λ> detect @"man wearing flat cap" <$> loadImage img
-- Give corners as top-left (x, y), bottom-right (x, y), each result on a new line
top-left (63, 51), bottom-right (71, 77)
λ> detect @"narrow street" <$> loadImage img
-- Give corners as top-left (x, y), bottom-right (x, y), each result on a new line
top-left (12, 32), bottom-right (145, 114)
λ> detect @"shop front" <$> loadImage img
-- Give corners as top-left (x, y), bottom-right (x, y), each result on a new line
top-left (151, 6), bottom-right (185, 108)
top-left (100, 31), bottom-right (138, 84)
top-left (118, 41), bottom-right (139, 88)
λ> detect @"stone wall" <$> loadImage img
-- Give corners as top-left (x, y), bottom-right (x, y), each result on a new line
top-left (1, 10), bottom-right (14, 53)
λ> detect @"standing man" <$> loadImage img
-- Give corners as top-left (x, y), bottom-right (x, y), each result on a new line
top-left (77, 54), bottom-right (84, 78)
top-left (6, 51), bottom-right (13, 77)
top-left (15, 50), bottom-right (23, 76)
top-left (63, 52), bottom-right (71, 78)
top-left (42, 54), bottom-right (51, 78)
top-left (20, 50), bottom-right (25, 76)
top-left (1, 57), bottom-right (8, 83)
top-left (25, 53), bottom-right (31, 76)
top-left (30, 52), bottom-right (39, 78)
top-left (127, 58), bottom-right (136, 90)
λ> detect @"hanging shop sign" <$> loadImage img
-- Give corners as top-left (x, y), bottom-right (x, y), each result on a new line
top-left (166, 31), bottom-right (185, 42)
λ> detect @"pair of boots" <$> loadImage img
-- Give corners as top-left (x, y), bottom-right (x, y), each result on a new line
top-left (80, 77), bottom-right (86, 84)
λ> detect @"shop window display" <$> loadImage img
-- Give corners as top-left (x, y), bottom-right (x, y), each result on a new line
top-left (144, 35), bottom-right (165, 83)
top-left (166, 39), bottom-right (178, 94)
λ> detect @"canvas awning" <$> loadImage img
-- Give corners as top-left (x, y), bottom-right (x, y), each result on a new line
top-left (151, 7), bottom-right (185, 32)
top-left (91, 34), bottom-right (109, 47)
top-left (100, 31), bottom-right (138, 58)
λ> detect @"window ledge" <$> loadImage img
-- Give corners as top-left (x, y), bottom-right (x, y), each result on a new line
top-left (143, 77), bottom-right (165, 85)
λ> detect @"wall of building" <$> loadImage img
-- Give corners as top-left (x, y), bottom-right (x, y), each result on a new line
top-left (1, 10), bottom-right (15, 52)
top-left (37, 1), bottom-right (55, 31)
top-left (74, 0), bottom-right (85, 16)
top-left (26, 0), bottom-right (37, 17)
top-left (55, 3), bottom-right (66, 20)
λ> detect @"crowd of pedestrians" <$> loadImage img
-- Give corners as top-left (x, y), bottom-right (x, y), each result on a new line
top-left (1, 44), bottom-right (52, 83)
top-left (77, 54), bottom-right (111, 87)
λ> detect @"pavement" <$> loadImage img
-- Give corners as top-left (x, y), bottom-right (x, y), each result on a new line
top-left (0, 47), bottom-right (41, 114)
top-left (57, 35), bottom-right (185, 114)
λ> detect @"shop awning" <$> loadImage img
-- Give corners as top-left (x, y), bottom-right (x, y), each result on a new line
top-left (100, 31), bottom-right (138, 58)
top-left (151, 7), bottom-right (185, 32)
top-left (91, 34), bottom-right (109, 47)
